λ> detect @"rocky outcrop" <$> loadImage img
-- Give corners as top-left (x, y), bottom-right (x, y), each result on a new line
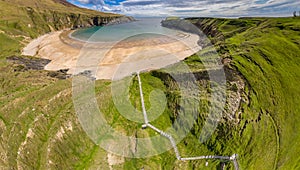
top-left (162, 18), bottom-right (229, 49)
top-left (106, 16), bottom-right (136, 26)
top-left (24, 7), bottom-right (129, 31)
top-left (0, 0), bottom-right (132, 38)
top-left (161, 18), bottom-right (201, 35)
top-left (47, 69), bottom-right (70, 79)
top-left (161, 18), bottom-right (214, 47)
top-left (91, 16), bottom-right (135, 26)
top-left (7, 55), bottom-right (71, 79)
top-left (28, 9), bottom-right (135, 31)
top-left (7, 55), bottom-right (51, 71)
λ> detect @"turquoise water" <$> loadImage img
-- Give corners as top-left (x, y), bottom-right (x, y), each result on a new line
top-left (71, 18), bottom-right (178, 42)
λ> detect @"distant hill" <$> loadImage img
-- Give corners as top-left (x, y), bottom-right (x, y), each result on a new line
top-left (2, 0), bottom-right (78, 8)
top-left (52, 0), bottom-right (78, 7)
top-left (1, 0), bottom-right (104, 12)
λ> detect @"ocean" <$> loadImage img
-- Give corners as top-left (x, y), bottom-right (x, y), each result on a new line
top-left (70, 18), bottom-right (179, 42)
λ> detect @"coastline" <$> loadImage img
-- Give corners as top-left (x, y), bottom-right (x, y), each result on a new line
top-left (22, 28), bottom-right (201, 80)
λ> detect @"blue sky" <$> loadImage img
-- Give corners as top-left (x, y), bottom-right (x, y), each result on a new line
top-left (67, 0), bottom-right (300, 17)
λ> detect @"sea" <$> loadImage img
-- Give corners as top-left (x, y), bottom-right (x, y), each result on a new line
top-left (70, 18), bottom-right (179, 42)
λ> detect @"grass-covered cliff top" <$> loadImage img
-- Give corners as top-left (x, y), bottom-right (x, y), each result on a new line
top-left (1, 0), bottom-right (120, 16)
top-left (189, 17), bottom-right (300, 169)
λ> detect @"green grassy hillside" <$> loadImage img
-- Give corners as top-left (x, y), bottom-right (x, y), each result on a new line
top-left (188, 17), bottom-right (300, 169)
top-left (1, 1), bottom-right (300, 168)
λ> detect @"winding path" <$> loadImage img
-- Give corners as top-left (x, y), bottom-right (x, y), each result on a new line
top-left (137, 73), bottom-right (239, 170)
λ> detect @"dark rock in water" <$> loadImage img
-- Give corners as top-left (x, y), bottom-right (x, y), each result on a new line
top-left (7, 55), bottom-right (51, 71)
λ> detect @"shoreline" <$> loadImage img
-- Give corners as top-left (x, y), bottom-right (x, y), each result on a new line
top-left (67, 26), bottom-right (191, 44)
top-left (22, 28), bottom-right (201, 80)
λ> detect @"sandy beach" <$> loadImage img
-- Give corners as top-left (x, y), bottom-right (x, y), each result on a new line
top-left (22, 29), bottom-right (201, 80)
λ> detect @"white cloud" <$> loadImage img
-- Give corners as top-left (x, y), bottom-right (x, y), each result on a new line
top-left (70, 0), bottom-right (300, 17)
top-left (76, 0), bottom-right (93, 4)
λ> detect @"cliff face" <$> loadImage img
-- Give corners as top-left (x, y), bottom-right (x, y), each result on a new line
top-left (161, 19), bottom-right (201, 35)
top-left (0, 0), bottom-right (132, 38)
top-left (105, 16), bottom-right (136, 26)
top-left (92, 16), bottom-right (135, 26)
top-left (25, 7), bottom-right (122, 31)
top-left (161, 18), bottom-right (225, 46)
top-left (183, 17), bottom-right (300, 169)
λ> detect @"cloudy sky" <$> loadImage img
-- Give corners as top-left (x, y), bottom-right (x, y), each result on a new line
top-left (67, 0), bottom-right (300, 17)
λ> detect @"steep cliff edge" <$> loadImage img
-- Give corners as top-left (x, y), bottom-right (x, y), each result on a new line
top-left (162, 16), bottom-right (300, 169)
top-left (161, 18), bottom-right (201, 35)
top-left (0, 0), bottom-right (133, 39)
top-left (185, 17), bottom-right (300, 169)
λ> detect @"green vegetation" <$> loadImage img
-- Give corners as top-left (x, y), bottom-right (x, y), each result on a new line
top-left (0, 0), bottom-right (121, 41)
top-left (165, 16), bottom-right (181, 20)
top-left (1, 0), bottom-right (300, 169)
top-left (188, 17), bottom-right (300, 169)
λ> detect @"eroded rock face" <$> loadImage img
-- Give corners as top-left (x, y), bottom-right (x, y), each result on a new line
top-left (106, 16), bottom-right (136, 26)
top-left (7, 56), bottom-right (51, 71)
top-left (161, 19), bottom-right (201, 35)
top-left (6, 1), bottom-right (130, 34)
top-left (92, 16), bottom-right (135, 27)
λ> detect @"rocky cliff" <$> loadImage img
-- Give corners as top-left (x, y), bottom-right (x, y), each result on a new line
top-left (161, 18), bottom-right (201, 35)
top-left (105, 16), bottom-right (136, 26)
top-left (0, 0), bottom-right (133, 38)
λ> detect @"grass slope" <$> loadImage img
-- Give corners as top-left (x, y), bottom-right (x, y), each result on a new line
top-left (190, 17), bottom-right (300, 169)
top-left (0, 0), bottom-right (120, 50)
top-left (1, 1), bottom-right (300, 168)
top-left (0, 0), bottom-right (119, 169)
top-left (226, 18), bottom-right (300, 170)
